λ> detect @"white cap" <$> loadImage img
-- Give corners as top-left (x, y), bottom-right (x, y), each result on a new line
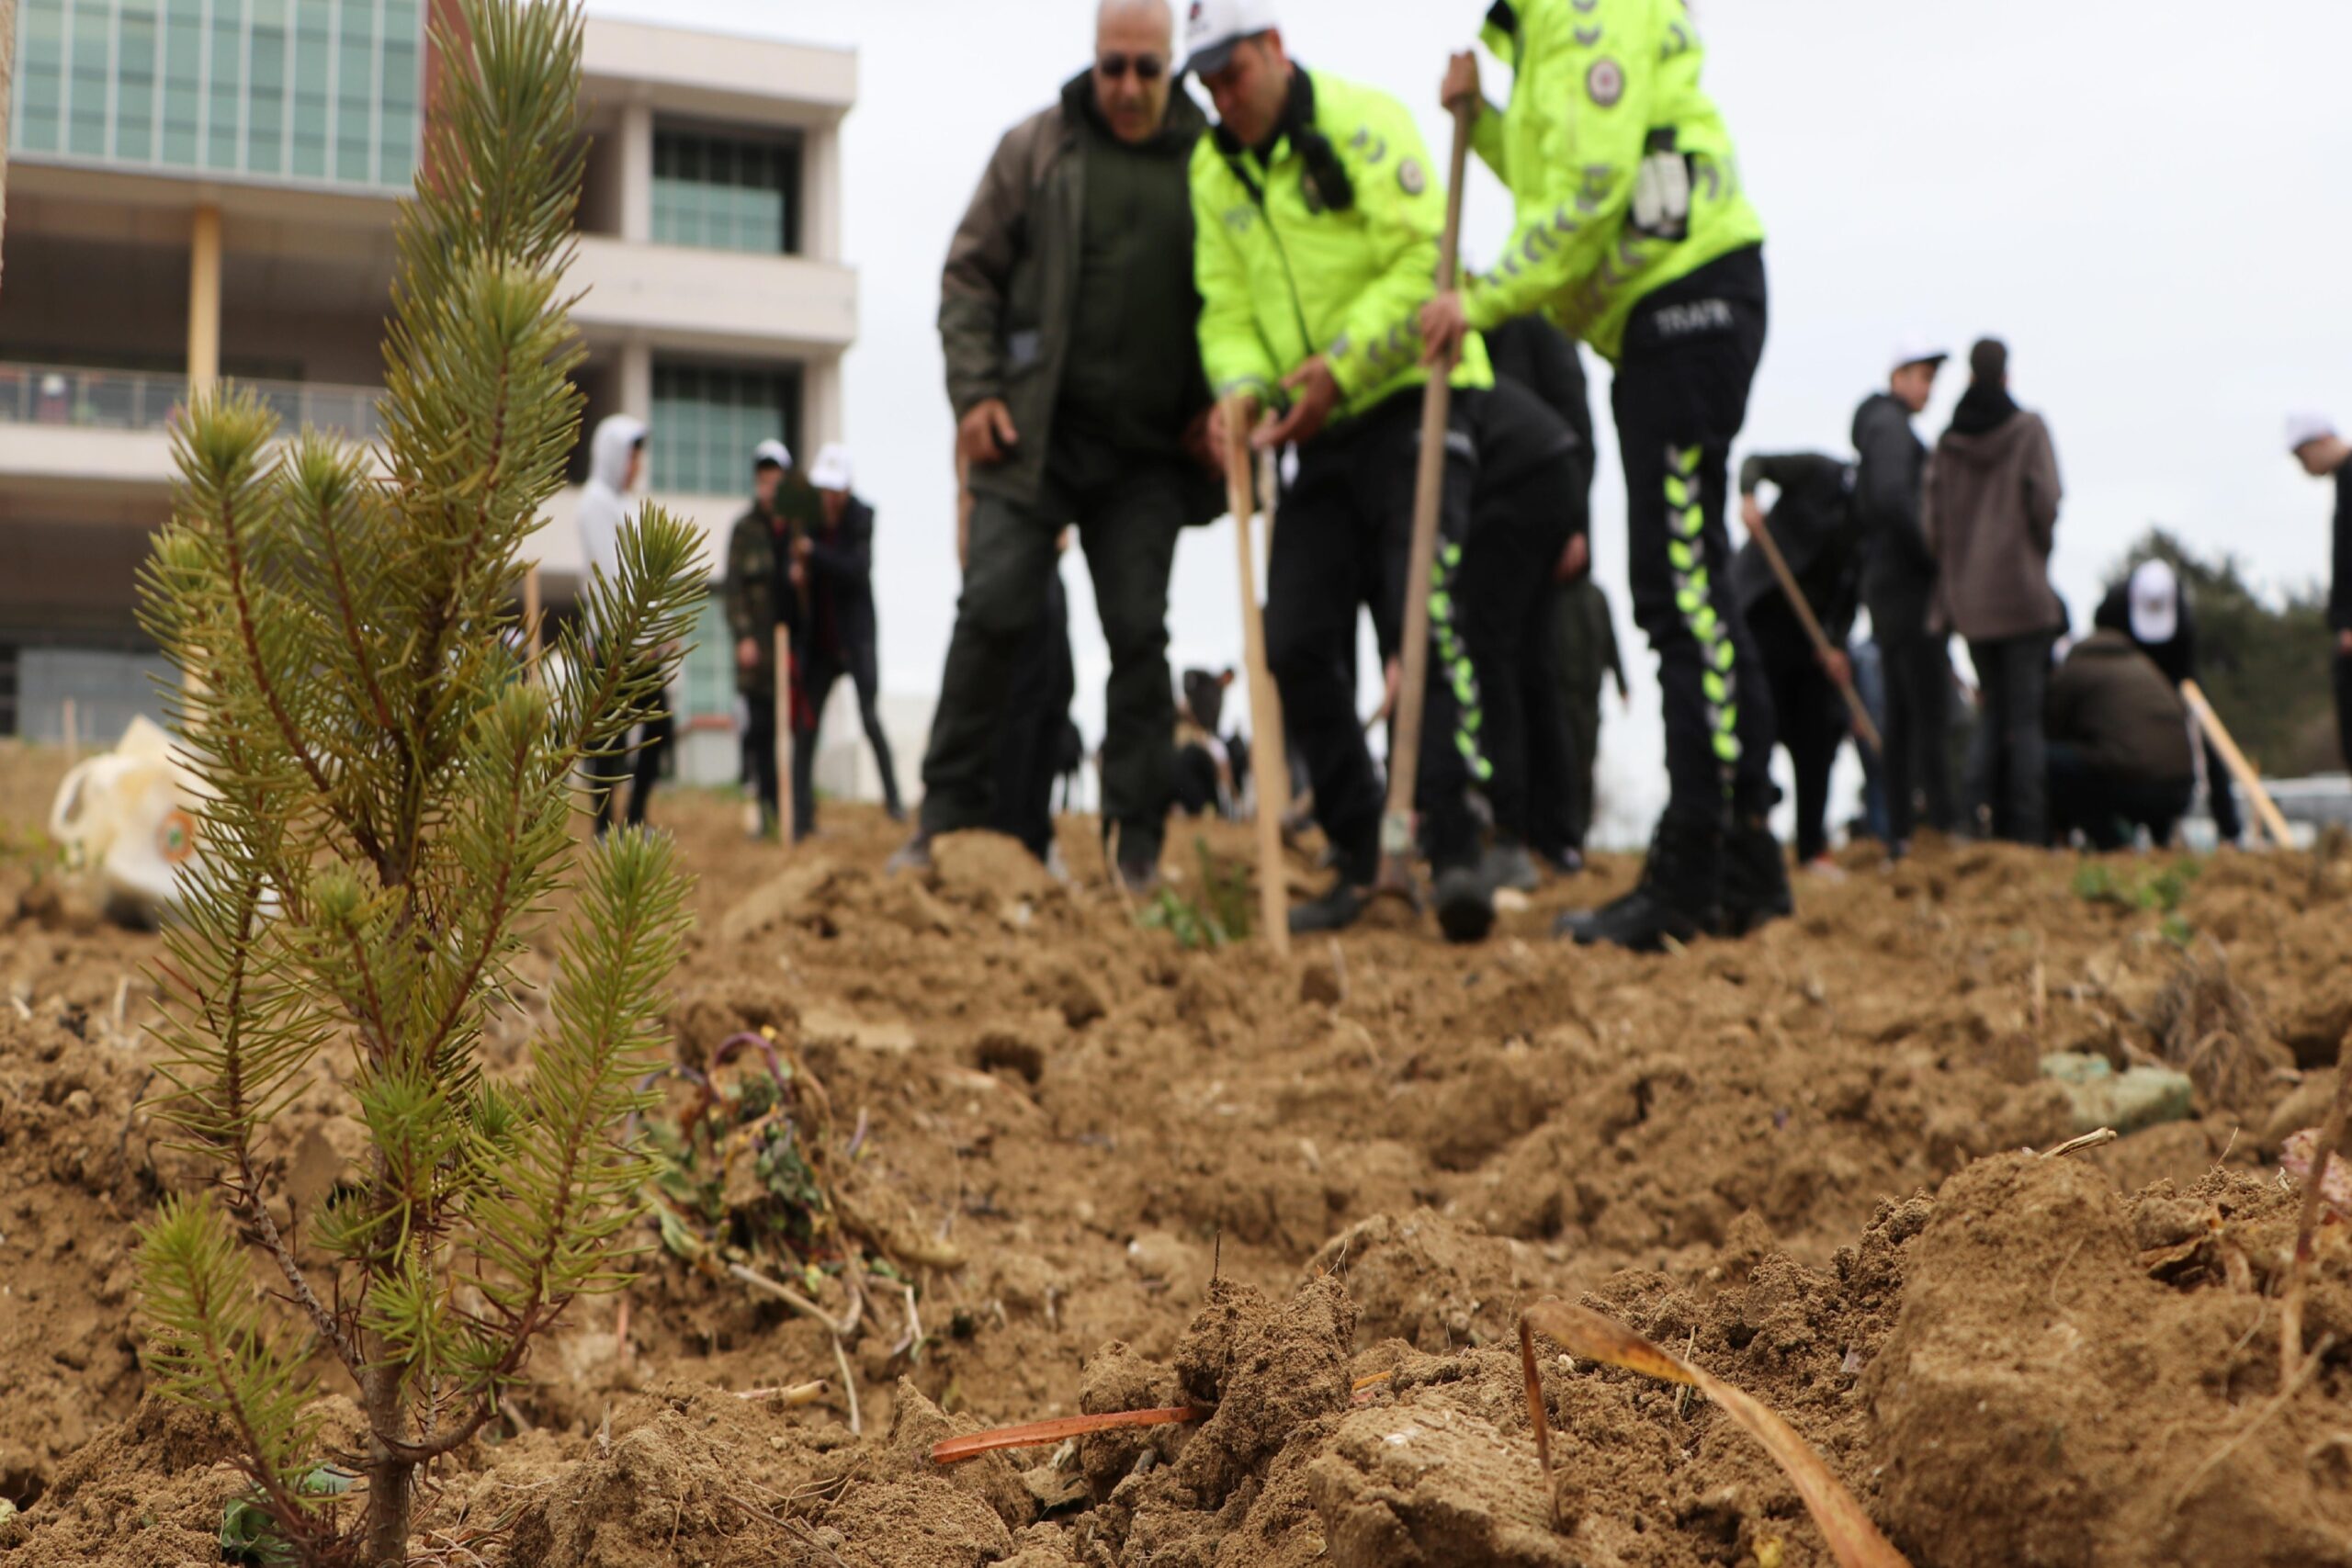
top-left (2127, 558), bottom-right (2178, 647)
top-left (1183, 0), bottom-right (1278, 77)
top-left (1890, 337), bottom-right (1949, 378)
top-left (2285, 411), bottom-right (2337, 455)
top-left (752, 438), bottom-right (792, 471)
top-left (808, 442), bottom-right (854, 492)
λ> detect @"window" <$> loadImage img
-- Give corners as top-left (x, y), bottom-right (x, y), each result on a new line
top-left (650, 362), bottom-right (801, 497)
top-left (290, 0), bottom-right (330, 177)
top-left (652, 128), bottom-right (799, 255)
top-left (8, 0), bottom-right (421, 188)
top-left (679, 596), bottom-right (735, 722)
top-left (117, 3), bottom-right (158, 161)
top-left (334, 0), bottom-right (375, 183)
top-left (160, 0), bottom-right (202, 164)
top-left (17, 0), bottom-right (66, 154)
top-left (67, 0), bottom-right (112, 156)
top-left (246, 0), bottom-right (287, 175)
top-left (205, 0), bottom-right (243, 170)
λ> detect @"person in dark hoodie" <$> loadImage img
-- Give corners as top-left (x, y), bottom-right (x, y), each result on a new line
top-left (1924, 337), bottom-right (2064, 844)
top-left (1467, 313), bottom-right (1591, 892)
top-left (2091, 558), bottom-right (2242, 844)
top-left (2288, 412), bottom-right (2352, 773)
top-left (901, 0), bottom-right (1220, 891)
top-left (1734, 451), bottom-right (1862, 871)
top-left (789, 444), bottom-right (903, 840)
top-left (1852, 340), bottom-right (1953, 855)
top-left (2044, 622), bottom-right (2194, 850)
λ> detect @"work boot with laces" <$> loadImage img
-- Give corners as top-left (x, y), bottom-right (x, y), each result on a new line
top-left (1555, 811), bottom-right (1722, 952)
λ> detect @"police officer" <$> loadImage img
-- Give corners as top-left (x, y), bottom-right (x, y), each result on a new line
top-left (1420, 0), bottom-right (1785, 951)
top-left (1186, 0), bottom-right (1501, 941)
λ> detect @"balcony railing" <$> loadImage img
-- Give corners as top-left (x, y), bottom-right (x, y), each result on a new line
top-left (0, 363), bottom-right (386, 444)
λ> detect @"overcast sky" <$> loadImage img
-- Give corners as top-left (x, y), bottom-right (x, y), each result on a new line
top-left (589, 0), bottom-right (2352, 839)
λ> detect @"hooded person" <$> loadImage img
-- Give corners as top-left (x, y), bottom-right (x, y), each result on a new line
top-left (576, 413), bottom-right (672, 834)
top-left (2091, 558), bottom-right (2242, 844)
top-left (1923, 337), bottom-right (2064, 844)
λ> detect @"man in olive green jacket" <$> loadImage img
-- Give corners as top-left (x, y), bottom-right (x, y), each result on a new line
top-left (903, 0), bottom-right (1220, 889)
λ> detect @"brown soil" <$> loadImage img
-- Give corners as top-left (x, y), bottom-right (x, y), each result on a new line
top-left (2, 739), bottom-right (2349, 1567)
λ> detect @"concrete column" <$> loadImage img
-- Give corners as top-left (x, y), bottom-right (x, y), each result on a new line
top-left (619, 99), bottom-right (654, 243)
top-left (187, 205), bottom-right (223, 392)
top-left (803, 122), bottom-right (842, 261)
top-left (805, 355), bottom-right (842, 447)
top-left (618, 339), bottom-right (653, 423)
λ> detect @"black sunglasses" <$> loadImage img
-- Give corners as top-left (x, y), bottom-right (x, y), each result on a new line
top-left (1097, 52), bottom-right (1166, 82)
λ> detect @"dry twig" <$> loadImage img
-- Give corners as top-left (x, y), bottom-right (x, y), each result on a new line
top-left (1519, 1301), bottom-right (1910, 1567)
top-left (931, 1404), bottom-right (1210, 1464)
top-left (2282, 1028), bottom-right (2352, 1385)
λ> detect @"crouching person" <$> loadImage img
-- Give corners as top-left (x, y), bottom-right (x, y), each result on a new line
top-left (2045, 625), bottom-right (2194, 850)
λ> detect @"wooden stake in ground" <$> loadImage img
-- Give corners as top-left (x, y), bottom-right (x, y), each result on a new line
top-left (1222, 401), bottom-right (1292, 955)
top-left (1374, 96), bottom-right (1475, 901)
top-left (60, 697), bottom-right (77, 763)
top-left (2181, 680), bottom-right (2292, 848)
top-left (1255, 446), bottom-right (1293, 829)
top-left (775, 624), bottom-right (796, 844)
top-left (1746, 514), bottom-right (1881, 756)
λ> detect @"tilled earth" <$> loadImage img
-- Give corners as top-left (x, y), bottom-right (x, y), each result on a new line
top-left (1, 743), bottom-right (2348, 1566)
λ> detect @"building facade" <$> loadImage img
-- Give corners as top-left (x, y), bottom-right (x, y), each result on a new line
top-left (0, 1), bottom-right (858, 791)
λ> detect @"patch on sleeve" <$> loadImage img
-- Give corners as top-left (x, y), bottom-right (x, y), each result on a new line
top-left (1397, 157), bottom-right (1426, 197)
top-left (1586, 57), bottom-right (1624, 108)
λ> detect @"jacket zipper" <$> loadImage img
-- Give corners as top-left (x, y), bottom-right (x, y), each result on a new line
top-left (1248, 148), bottom-right (1318, 383)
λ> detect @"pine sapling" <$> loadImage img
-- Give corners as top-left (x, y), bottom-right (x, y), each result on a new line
top-left (131, 2), bottom-right (703, 1562)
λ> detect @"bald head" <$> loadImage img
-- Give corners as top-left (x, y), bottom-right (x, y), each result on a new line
top-left (1097, 0), bottom-right (1171, 41)
top-left (1093, 0), bottom-right (1174, 144)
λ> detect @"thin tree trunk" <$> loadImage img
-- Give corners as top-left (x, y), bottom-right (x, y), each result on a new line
top-left (362, 1357), bottom-right (413, 1566)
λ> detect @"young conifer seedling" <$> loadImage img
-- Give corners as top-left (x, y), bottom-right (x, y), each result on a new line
top-left (131, 2), bottom-right (702, 1561)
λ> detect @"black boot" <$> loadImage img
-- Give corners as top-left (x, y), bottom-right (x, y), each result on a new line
top-left (1720, 814), bottom-right (1793, 937)
top-left (1289, 877), bottom-right (1372, 934)
top-left (1433, 861), bottom-right (1495, 944)
top-left (1555, 812), bottom-right (1722, 952)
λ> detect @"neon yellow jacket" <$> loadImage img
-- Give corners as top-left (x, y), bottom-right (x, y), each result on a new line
top-left (1191, 69), bottom-right (1490, 424)
top-left (1463, 0), bottom-right (1763, 361)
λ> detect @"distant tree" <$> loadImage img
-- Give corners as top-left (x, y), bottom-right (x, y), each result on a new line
top-left (2111, 529), bottom-right (2338, 776)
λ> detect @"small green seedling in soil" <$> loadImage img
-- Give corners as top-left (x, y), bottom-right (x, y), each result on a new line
top-left (131, 5), bottom-right (703, 1564)
top-left (1136, 840), bottom-right (1253, 950)
top-left (2071, 857), bottom-right (2199, 914)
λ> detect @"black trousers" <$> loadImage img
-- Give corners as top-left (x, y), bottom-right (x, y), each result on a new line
top-left (744, 687), bottom-right (782, 834)
top-left (1549, 578), bottom-right (1613, 848)
top-left (1267, 389), bottom-right (1486, 879)
top-left (1970, 632), bottom-right (2052, 844)
top-left (2336, 650), bottom-right (2352, 775)
top-left (989, 570), bottom-right (1076, 861)
top-left (2048, 742), bottom-right (2192, 850)
top-left (1751, 597), bottom-right (1847, 863)
top-left (1460, 442), bottom-right (1585, 855)
top-left (1879, 629), bottom-right (1956, 843)
top-left (919, 464), bottom-right (1182, 861)
top-left (587, 668), bottom-right (673, 833)
top-left (1611, 248), bottom-right (1775, 826)
top-left (791, 637), bottom-right (900, 840)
